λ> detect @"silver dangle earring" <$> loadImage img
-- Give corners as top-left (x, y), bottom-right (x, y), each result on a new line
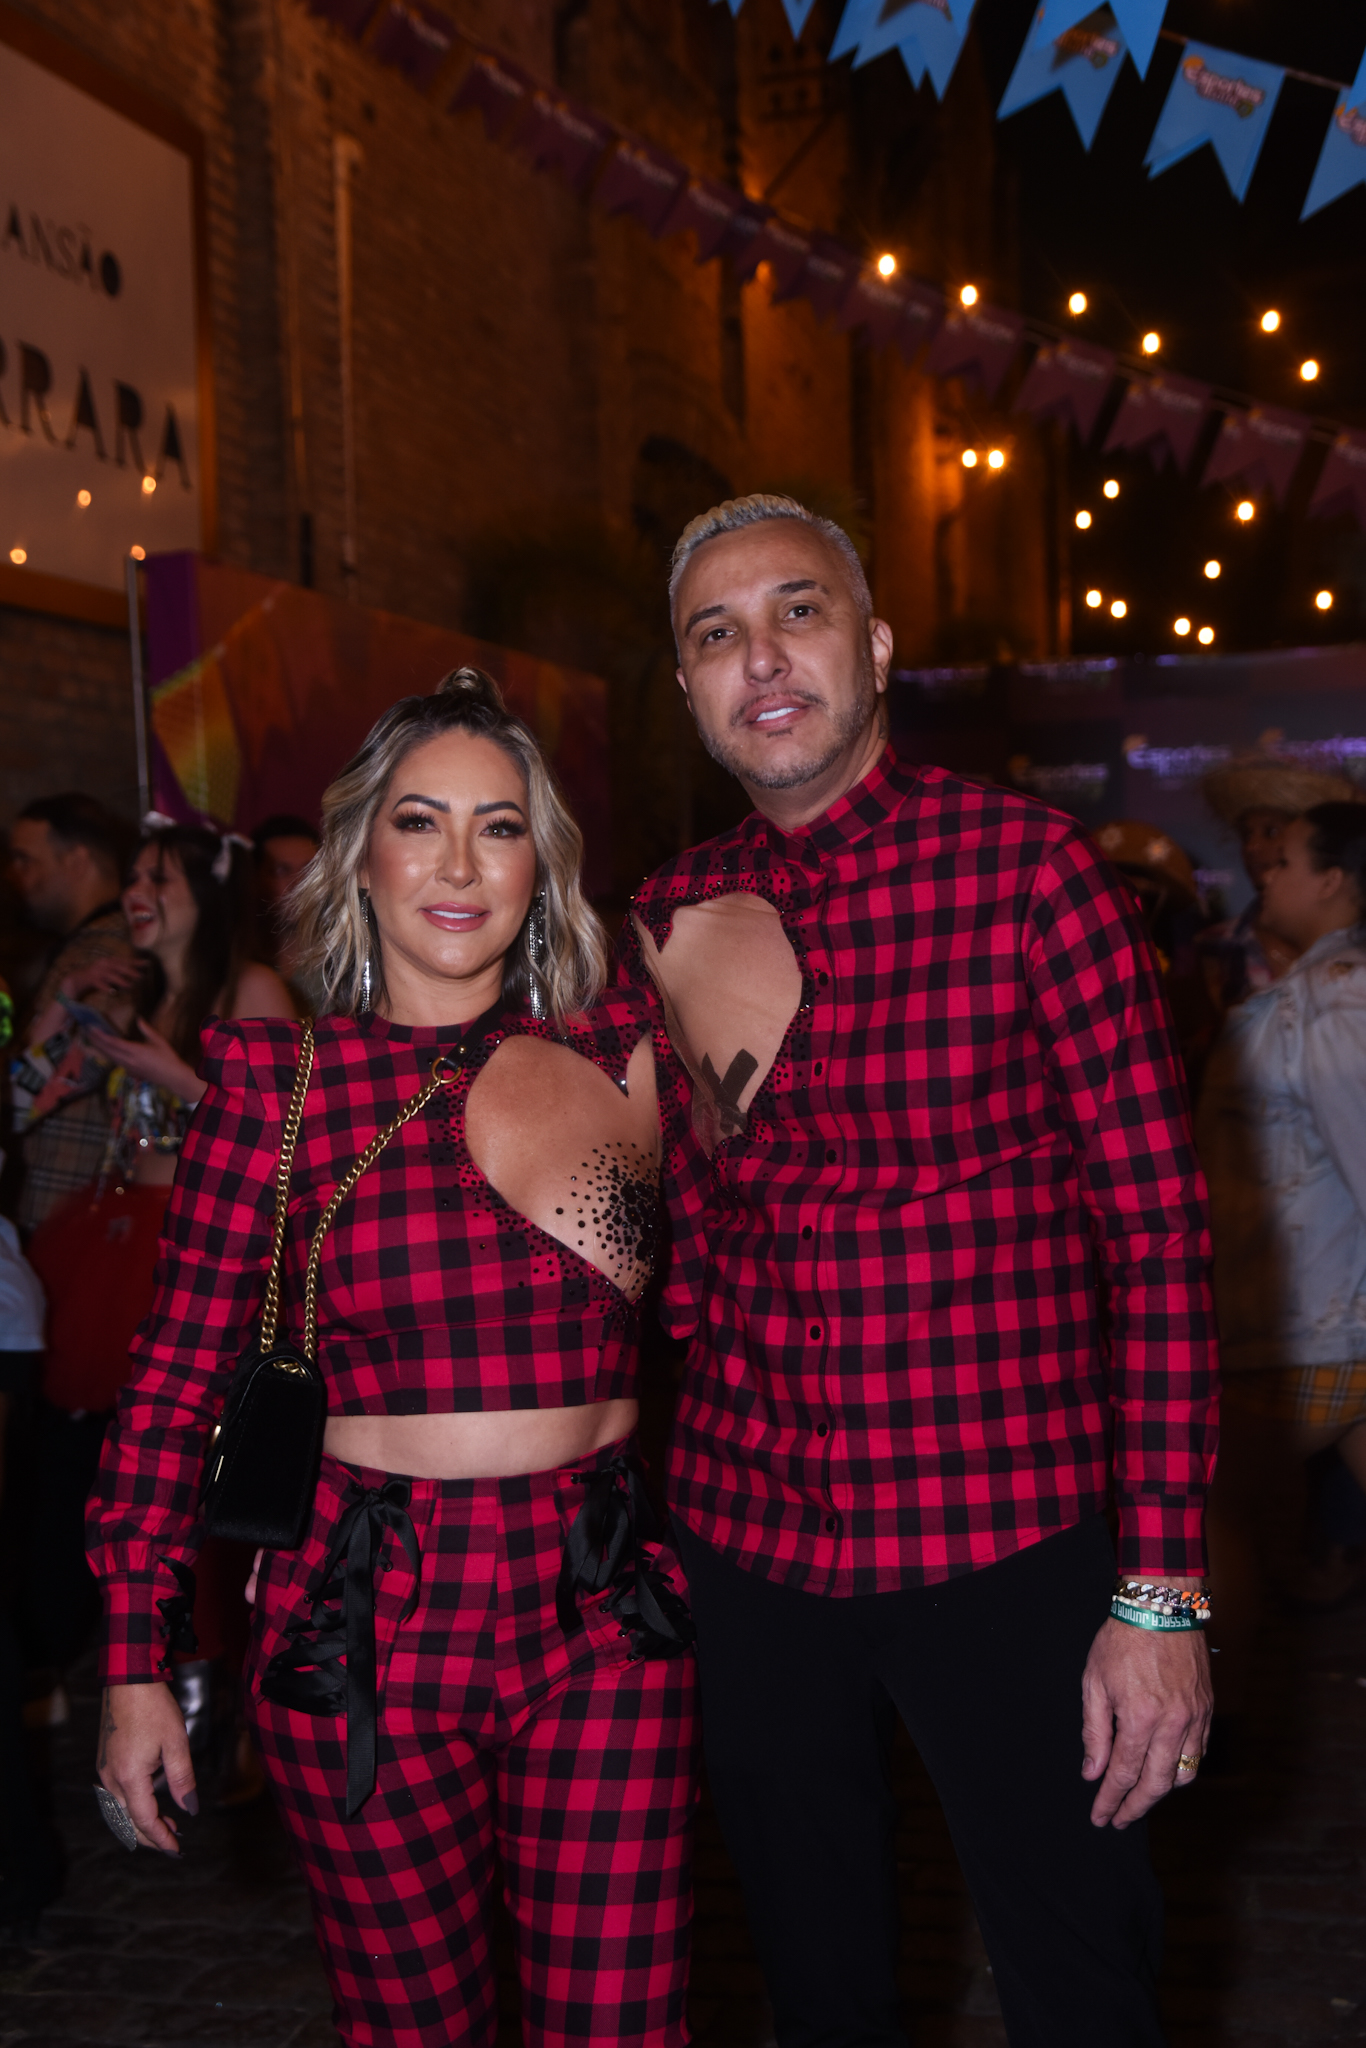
top-left (527, 891), bottom-right (548, 1019)
top-left (360, 893), bottom-right (373, 1014)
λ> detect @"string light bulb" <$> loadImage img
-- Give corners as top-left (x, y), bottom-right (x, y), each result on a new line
top-left (960, 283), bottom-right (979, 307)
top-left (1315, 589), bottom-right (1333, 611)
top-left (1197, 626), bottom-right (1215, 645)
top-left (129, 545), bottom-right (146, 561)
top-left (1068, 291), bottom-right (1087, 315)
top-left (76, 489), bottom-right (92, 508)
top-left (1174, 617), bottom-right (1191, 636)
top-left (1110, 599), bottom-right (1127, 619)
top-left (1075, 510), bottom-right (1092, 530)
top-left (1103, 479), bottom-right (1120, 499)
top-left (1204, 559), bottom-right (1221, 580)
top-left (961, 448), bottom-right (979, 468)
top-left (1085, 588), bottom-right (1103, 609)
top-left (1300, 358), bottom-right (1320, 381)
top-left (986, 448), bottom-right (1006, 470)
top-left (876, 252), bottom-right (897, 278)
top-left (141, 474), bottom-right (157, 495)
top-left (1236, 500), bottom-right (1255, 523)
top-left (1260, 310), bottom-right (1281, 333)
top-left (9, 546), bottom-right (27, 565)
top-left (1141, 331), bottom-right (1161, 355)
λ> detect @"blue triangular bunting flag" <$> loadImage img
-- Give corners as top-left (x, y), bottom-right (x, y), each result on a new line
top-left (1302, 53), bottom-right (1366, 219)
top-left (781, 0), bottom-right (821, 35)
top-left (1144, 41), bottom-right (1284, 202)
top-left (831, 0), bottom-right (975, 98)
top-left (1020, 0), bottom-right (1165, 76)
top-left (999, 4), bottom-right (1127, 150)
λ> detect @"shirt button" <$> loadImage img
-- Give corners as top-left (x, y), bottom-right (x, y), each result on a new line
top-left (817, 971), bottom-right (830, 986)
top-left (809, 1324), bottom-right (822, 1339)
top-left (817, 1423), bottom-right (829, 1438)
top-left (801, 1225), bottom-right (813, 1239)
top-left (825, 1516), bottom-right (836, 1532)
top-left (814, 1061), bottom-right (823, 1075)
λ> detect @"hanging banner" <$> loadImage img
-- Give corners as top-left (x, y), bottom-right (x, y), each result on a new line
top-left (831, 0), bottom-right (976, 100)
top-left (1033, 0), bottom-right (1165, 77)
top-left (1144, 42), bottom-right (1284, 202)
top-left (998, 5), bottom-right (1127, 150)
top-left (781, 0), bottom-right (820, 32)
top-left (1201, 405), bottom-right (1308, 505)
top-left (1307, 430), bottom-right (1366, 530)
top-left (1014, 339), bottom-right (1116, 439)
top-left (1103, 372), bottom-right (1210, 470)
top-left (924, 302), bottom-right (1024, 398)
top-left (591, 138), bottom-right (685, 236)
top-left (720, 198), bottom-right (775, 279)
top-left (1301, 54), bottom-right (1366, 220)
top-left (790, 234), bottom-right (862, 321)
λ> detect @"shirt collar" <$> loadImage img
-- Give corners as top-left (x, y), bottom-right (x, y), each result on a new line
top-left (744, 745), bottom-right (919, 861)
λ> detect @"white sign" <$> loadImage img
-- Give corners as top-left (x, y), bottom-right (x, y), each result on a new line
top-left (0, 35), bottom-right (202, 593)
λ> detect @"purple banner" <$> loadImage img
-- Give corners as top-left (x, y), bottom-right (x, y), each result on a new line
top-left (1103, 372), bottom-right (1211, 471)
top-left (1014, 339), bottom-right (1116, 441)
top-left (448, 51), bottom-right (528, 139)
top-left (658, 177), bottom-right (743, 260)
top-left (512, 90), bottom-right (614, 191)
top-left (369, 1), bottom-right (456, 93)
top-left (1202, 405), bottom-right (1309, 505)
top-left (592, 138), bottom-right (687, 236)
top-left (1307, 429), bottom-right (1366, 530)
top-left (923, 303), bottom-right (1024, 399)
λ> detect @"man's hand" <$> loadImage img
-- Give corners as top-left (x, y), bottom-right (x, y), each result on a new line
top-left (1081, 1616), bottom-right (1212, 1829)
top-left (97, 1683), bottom-right (198, 1855)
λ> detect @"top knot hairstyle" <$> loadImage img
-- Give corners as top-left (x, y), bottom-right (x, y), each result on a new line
top-left (289, 668), bottom-right (607, 1022)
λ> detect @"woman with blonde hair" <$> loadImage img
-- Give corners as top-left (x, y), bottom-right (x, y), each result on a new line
top-left (88, 671), bottom-right (698, 2048)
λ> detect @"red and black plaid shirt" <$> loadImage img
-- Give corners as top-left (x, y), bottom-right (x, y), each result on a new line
top-left (89, 993), bottom-right (670, 1682)
top-left (619, 749), bottom-right (1219, 1597)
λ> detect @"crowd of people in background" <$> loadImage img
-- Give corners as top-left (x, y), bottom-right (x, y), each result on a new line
top-left (1, 738), bottom-right (1364, 1927)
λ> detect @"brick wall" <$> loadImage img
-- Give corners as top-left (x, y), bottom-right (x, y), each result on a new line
top-left (1, 0), bottom-right (1055, 885)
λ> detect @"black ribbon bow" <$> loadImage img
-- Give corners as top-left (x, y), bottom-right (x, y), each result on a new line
top-left (155, 1558), bottom-right (199, 1662)
top-left (259, 1477), bottom-right (421, 1816)
top-left (555, 1453), bottom-right (696, 1661)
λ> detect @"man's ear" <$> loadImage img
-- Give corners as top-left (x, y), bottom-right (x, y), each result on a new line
top-left (869, 617), bottom-right (894, 696)
top-left (676, 665), bottom-right (688, 697)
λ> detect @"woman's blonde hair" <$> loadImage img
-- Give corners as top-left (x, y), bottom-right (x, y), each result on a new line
top-left (289, 668), bottom-right (607, 1022)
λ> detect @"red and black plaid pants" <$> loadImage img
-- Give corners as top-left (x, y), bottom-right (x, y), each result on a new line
top-left (248, 1445), bottom-right (699, 2048)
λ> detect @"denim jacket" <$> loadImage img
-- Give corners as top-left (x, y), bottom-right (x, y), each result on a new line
top-left (1197, 926), bottom-right (1366, 1371)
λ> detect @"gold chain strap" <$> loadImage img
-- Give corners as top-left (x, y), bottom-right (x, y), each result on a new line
top-left (301, 1053), bottom-right (461, 1361)
top-left (260, 1020), bottom-right (316, 1351)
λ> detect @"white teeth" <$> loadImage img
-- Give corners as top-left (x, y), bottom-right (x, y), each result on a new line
top-left (755, 707), bottom-right (796, 722)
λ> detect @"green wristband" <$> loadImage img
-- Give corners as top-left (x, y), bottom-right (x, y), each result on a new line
top-left (1110, 1596), bottom-right (1209, 1632)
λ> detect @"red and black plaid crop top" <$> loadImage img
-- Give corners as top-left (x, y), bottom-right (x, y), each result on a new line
top-left (89, 990), bottom-right (681, 1680)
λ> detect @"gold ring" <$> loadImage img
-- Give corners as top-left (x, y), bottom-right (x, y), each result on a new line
top-left (1176, 1753), bottom-right (1202, 1774)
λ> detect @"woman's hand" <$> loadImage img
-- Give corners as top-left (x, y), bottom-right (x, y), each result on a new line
top-left (96, 1682), bottom-right (198, 1854)
top-left (61, 957), bottom-right (144, 1005)
top-left (86, 1017), bottom-right (203, 1104)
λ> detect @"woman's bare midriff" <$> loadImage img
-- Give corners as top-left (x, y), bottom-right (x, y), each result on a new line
top-left (322, 1398), bottom-right (639, 1479)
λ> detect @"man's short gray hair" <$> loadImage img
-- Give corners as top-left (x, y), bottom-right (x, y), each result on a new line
top-left (668, 493), bottom-right (872, 624)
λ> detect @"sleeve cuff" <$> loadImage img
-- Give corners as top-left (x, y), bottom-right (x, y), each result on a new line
top-left (1116, 1499), bottom-right (1209, 1580)
top-left (99, 1573), bottom-right (178, 1685)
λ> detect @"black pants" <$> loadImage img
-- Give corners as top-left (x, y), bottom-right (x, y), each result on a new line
top-left (674, 1514), bottom-right (1165, 2048)
top-left (13, 1400), bottom-right (112, 1674)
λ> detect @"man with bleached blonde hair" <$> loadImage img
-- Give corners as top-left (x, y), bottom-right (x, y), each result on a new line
top-left (619, 494), bottom-right (1219, 2048)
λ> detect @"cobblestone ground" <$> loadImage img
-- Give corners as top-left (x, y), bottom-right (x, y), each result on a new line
top-left (2, 1597), bottom-right (1363, 2048)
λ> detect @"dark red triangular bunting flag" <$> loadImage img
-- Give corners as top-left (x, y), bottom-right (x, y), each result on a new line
top-left (448, 50), bottom-right (529, 138)
top-left (790, 235), bottom-right (862, 323)
top-left (837, 271), bottom-right (911, 349)
top-left (748, 218), bottom-right (814, 296)
top-left (369, 1), bottom-right (455, 91)
top-left (592, 138), bottom-right (686, 236)
top-left (923, 304), bottom-right (1024, 400)
top-left (658, 178), bottom-right (742, 260)
top-left (1103, 373), bottom-right (1211, 472)
top-left (1307, 429), bottom-right (1366, 529)
top-left (1013, 340), bottom-right (1116, 442)
top-left (895, 280), bottom-right (945, 363)
top-left (1202, 405), bottom-right (1309, 505)
top-left (512, 90), bottom-right (613, 191)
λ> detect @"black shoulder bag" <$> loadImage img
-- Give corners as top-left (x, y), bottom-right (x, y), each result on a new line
top-left (201, 1023), bottom-right (452, 1548)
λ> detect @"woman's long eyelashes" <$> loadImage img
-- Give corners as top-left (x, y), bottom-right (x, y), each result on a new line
top-left (391, 810), bottom-right (436, 832)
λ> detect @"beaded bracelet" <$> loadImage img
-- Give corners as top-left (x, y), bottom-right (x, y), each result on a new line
top-left (1110, 1580), bottom-right (1212, 1632)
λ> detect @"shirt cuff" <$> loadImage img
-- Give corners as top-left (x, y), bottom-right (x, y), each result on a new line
top-left (1116, 1498), bottom-right (1209, 1580)
top-left (99, 1572), bottom-right (178, 1685)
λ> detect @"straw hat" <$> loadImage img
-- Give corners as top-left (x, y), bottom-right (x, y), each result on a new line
top-left (1092, 820), bottom-right (1199, 905)
top-left (1202, 754), bottom-right (1359, 826)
